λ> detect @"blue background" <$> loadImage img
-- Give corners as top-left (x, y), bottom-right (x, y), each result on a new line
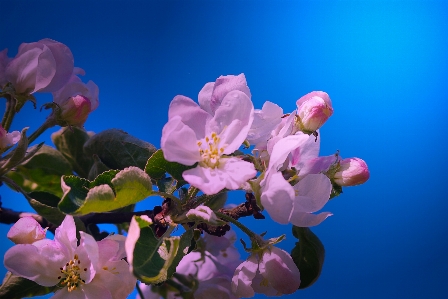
top-left (1, 0), bottom-right (448, 298)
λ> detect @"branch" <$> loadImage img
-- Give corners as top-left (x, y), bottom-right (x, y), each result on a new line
top-left (0, 206), bottom-right (154, 234)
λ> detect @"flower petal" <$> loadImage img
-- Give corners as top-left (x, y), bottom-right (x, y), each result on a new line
top-left (261, 172), bottom-right (294, 224)
top-left (4, 240), bottom-right (65, 286)
top-left (231, 255), bottom-right (259, 298)
top-left (259, 247), bottom-right (300, 294)
top-left (161, 115), bottom-right (201, 165)
top-left (7, 216), bottom-right (46, 244)
top-left (293, 174), bottom-right (332, 213)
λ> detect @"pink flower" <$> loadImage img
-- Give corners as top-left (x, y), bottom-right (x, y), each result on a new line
top-left (334, 157), bottom-right (370, 186)
top-left (260, 135), bottom-right (332, 227)
top-left (161, 75), bottom-right (256, 195)
top-left (231, 246), bottom-right (300, 297)
top-left (296, 91), bottom-right (333, 132)
top-left (52, 68), bottom-right (99, 127)
top-left (0, 125), bottom-right (20, 149)
top-left (4, 39), bottom-right (74, 94)
top-left (7, 216), bottom-right (46, 244)
top-left (3, 215), bottom-right (135, 299)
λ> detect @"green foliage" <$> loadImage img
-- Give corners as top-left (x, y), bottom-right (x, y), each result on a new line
top-left (131, 217), bottom-right (193, 284)
top-left (5, 144), bottom-right (72, 197)
top-left (51, 127), bottom-right (94, 178)
top-left (291, 226), bottom-right (325, 289)
top-left (145, 149), bottom-right (194, 186)
top-left (58, 167), bottom-right (154, 215)
top-left (83, 129), bottom-right (157, 170)
top-left (0, 272), bottom-right (56, 299)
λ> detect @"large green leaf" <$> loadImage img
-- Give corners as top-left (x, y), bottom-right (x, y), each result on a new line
top-left (51, 127), bottom-right (94, 178)
top-left (129, 216), bottom-right (193, 284)
top-left (291, 226), bottom-right (325, 289)
top-left (59, 167), bottom-right (154, 215)
top-left (83, 129), bottom-right (157, 170)
top-left (145, 149), bottom-right (193, 185)
top-left (5, 145), bottom-right (73, 197)
top-left (0, 272), bottom-right (56, 299)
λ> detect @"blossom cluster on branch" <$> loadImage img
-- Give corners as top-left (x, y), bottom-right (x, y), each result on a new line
top-left (0, 39), bottom-right (369, 299)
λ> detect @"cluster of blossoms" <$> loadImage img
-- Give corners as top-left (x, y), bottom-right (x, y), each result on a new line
top-left (1, 38), bottom-right (369, 299)
top-left (4, 215), bottom-right (136, 299)
top-left (161, 73), bottom-right (369, 297)
top-left (0, 38), bottom-right (98, 129)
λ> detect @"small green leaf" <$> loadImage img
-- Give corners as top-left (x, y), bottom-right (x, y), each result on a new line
top-left (83, 129), bottom-right (157, 170)
top-left (130, 218), bottom-right (193, 284)
top-left (291, 226), bottom-right (325, 289)
top-left (0, 272), bottom-right (56, 299)
top-left (51, 127), bottom-right (94, 178)
top-left (145, 149), bottom-right (193, 184)
top-left (5, 145), bottom-right (73, 197)
top-left (59, 167), bottom-right (154, 215)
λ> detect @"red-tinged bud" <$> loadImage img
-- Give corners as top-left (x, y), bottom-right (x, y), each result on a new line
top-left (296, 91), bottom-right (333, 133)
top-left (333, 157), bottom-right (370, 186)
top-left (58, 95), bottom-right (92, 127)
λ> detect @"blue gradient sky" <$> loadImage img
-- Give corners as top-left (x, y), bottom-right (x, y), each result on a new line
top-left (1, 1), bottom-right (448, 298)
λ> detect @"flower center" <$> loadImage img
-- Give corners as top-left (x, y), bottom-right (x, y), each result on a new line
top-left (197, 132), bottom-right (225, 168)
top-left (57, 254), bottom-right (87, 292)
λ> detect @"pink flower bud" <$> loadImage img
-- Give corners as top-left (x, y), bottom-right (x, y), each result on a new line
top-left (333, 157), bottom-right (370, 186)
top-left (296, 91), bottom-right (333, 132)
top-left (52, 69), bottom-right (99, 127)
top-left (5, 39), bottom-right (74, 94)
top-left (7, 216), bottom-right (46, 244)
top-left (58, 95), bottom-right (92, 127)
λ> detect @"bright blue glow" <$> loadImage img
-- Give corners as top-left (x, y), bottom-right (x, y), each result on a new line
top-left (1, 1), bottom-right (447, 298)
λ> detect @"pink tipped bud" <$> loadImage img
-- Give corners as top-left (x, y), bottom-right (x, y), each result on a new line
top-left (333, 157), bottom-right (370, 186)
top-left (7, 216), bottom-right (46, 244)
top-left (59, 95), bottom-right (92, 127)
top-left (296, 91), bottom-right (333, 132)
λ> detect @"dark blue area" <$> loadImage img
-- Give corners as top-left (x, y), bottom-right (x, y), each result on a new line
top-left (1, 1), bottom-right (447, 298)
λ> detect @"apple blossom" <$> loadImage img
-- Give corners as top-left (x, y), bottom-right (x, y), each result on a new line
top-left (247, 101), bottom-right (283, 146)
top-left (0, 125), bottom-right (20, 149)
top-left (6, 216), bottom-right (46, 244)
top-left (4, 39), bottom-right (74, 94)
top-left (295, 91), bottom-right (333, 133)
top-left (333, 157), bottom-right (370, 186)
top-left (161, 75), bottom-right (256, 195)
top-left (3, 215), bottom-right (135, 299)
top-left (260, 135), bottom-right (333, 227)
top-left (231, 246), bottom-right (300, 297)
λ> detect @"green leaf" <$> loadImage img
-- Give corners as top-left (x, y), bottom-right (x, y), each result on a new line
top-left (87, 155), bottom-right (111, 181)
top-left (5, 145), bottom-right (73, 197)
top-left (0, 272), bottom-right (56, 299)
top-left (59, 167), bottom-right (154, 215)
top-left (83, 129), bottom-right (157, 170)
top-left (130, 217), bottom-right (193, 284)
top-left (145, 149), bottom-right (193, 184)
top-left (291, 226), bottom-right (325, 289)
top-left (51, 127), bottom-right (94, 178)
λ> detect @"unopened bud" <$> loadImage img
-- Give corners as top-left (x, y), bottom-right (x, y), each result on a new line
top-left (58, 95), bottom-right (92, 127)
top-left (7, 216), bottom-right (46, 244)
top-left (333, 157), bottom-right (369, 186)
top-left (296, 91), bottom-right (333, 132)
